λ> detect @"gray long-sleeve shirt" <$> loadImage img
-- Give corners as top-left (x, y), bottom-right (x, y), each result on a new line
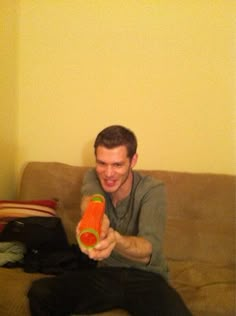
top-left (81, 169), bottom-right (169, 279)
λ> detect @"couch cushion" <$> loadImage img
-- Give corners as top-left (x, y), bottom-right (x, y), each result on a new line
top-left (0, 267), bottom-right (48, 316)
top-left (165, 217), bottom-right (235, 265)
top-left (168, 260), bottom-right (236, 316)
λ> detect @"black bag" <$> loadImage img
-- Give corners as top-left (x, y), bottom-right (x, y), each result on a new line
top-left (0, 216), bottom-right (97, 274)
top-left (0, 216), bottom-right (69, 250)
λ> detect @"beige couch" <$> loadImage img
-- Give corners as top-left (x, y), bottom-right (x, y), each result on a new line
top-left (0, 161), bottom-right (235, 316)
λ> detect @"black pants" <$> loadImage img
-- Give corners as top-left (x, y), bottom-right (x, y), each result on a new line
top-left (28, 267), bottom-right (192, 316)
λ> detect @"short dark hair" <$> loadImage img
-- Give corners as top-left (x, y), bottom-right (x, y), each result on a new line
top-left (94, 125), bottom-right (137, 159)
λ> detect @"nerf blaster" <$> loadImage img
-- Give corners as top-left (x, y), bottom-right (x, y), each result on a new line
top-left (76, 194), bottom-right (105, 249)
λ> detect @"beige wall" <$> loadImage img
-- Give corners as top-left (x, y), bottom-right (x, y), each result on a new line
top-left (1, 1), bottom-right (236, 198)
top-left (17, 1), bottom-right (235, 175)
top-left (0, 1), bottom-right (18, 199)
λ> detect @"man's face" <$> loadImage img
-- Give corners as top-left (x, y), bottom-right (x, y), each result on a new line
top-left (95, 145), bottom-right (137, 195)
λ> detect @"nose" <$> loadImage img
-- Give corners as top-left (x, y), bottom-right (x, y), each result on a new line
top-left (104, 165), bottom-right (113, 177)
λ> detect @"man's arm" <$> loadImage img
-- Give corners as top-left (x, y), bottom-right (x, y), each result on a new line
top-left (113, 232), bottom-right (152, 264)
top-left (78, 213), bottom-right (152, 264)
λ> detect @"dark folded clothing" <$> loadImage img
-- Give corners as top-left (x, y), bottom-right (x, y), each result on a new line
top-left (24, 244), bottom-right (97, 274)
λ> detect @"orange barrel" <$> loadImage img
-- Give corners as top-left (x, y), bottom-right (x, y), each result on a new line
top-left (76, 194), bottom-right (105, 249)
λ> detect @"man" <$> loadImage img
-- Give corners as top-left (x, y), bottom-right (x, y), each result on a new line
top-left (28, 125), bottom-right (192, 316)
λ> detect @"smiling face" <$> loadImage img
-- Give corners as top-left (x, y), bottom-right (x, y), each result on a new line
top-left (95, 145), bottom-right (138, 202)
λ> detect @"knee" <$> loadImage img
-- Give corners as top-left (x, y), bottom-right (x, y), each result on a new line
top-left (28, 277), bottom-right (53, 303)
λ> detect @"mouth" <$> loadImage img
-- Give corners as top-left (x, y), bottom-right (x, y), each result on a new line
top-left (103, 178), bottom-right (117, 188)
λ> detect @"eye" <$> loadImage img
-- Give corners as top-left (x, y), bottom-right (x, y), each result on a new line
top-left (114, 163), bottom-right (122, 167)
top-left (96, 161), bottom-right (106, 166)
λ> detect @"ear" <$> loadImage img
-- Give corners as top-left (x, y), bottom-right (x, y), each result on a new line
top-left (130, 153), bottom-right (138, 168)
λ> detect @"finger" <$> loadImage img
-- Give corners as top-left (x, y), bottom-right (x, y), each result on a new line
top-left (100, 214), bottom-right (110, 239)
top-left (95, 229), bottom-right (116, 253)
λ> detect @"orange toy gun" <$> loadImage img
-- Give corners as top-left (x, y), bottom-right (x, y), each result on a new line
top-left (76, 194), bottom-right (105, 249)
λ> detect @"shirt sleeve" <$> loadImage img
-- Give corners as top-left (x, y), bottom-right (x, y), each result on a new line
top-left (137, 179), bottom-right (167, 268)
top-left (81, 169), bottom-right (104, 196)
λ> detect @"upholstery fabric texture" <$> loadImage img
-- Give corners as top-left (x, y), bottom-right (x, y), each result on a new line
top-left (0, 161), bottom-right (235, 316)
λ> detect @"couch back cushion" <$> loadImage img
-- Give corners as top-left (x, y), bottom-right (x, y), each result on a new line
top-left (19, 162), bottom-right (235, 265)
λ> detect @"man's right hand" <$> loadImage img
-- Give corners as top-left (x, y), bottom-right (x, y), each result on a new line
top-left (78, 213), bottom-right (117, 261)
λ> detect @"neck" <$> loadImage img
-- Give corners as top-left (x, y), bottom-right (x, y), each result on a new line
top-left (111, 170), bottom-right (133, 207)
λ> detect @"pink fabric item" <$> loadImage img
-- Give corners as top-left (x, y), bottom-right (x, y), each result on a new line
top-left (0, 200), bottom-right (57, 232)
